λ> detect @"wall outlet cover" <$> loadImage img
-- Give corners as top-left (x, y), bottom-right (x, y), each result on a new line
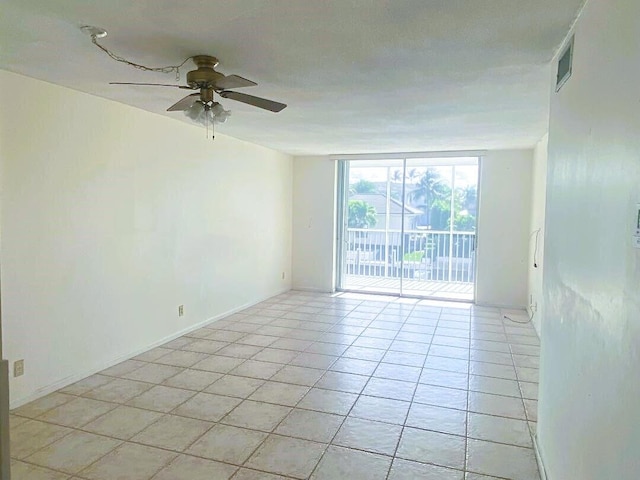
top-left (14, 360), bottom-right (24, 377)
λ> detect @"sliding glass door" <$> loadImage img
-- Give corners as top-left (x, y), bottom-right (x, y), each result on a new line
top-left (341, 160), bottom-right (404, 295)
top-left (337, 156), bottom-right (479, 301)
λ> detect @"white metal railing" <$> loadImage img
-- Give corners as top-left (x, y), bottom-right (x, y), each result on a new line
top-left (345, 228), bottom-right (476, 283)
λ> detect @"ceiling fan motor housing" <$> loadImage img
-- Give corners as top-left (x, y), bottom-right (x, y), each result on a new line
top-left (187, 55), bottom-right (224, 89)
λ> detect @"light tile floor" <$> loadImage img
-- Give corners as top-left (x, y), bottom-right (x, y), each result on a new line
top-left (10, 290), bottom-right (541, 480)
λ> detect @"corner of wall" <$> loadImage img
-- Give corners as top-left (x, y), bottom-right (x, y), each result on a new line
top-left (534, 434), bottom-right (550, 480)
top-left (527, 134), bottom-right (549, 337)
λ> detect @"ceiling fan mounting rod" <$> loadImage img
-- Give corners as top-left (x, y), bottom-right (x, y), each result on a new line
top-left (200, 88), bottom-right (214, 103)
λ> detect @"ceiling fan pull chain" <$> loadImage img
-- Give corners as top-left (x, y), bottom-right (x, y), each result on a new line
top-left (205, 108), bottom-right (209, 139)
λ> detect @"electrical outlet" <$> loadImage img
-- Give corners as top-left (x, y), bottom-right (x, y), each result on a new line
top-left (178, 305), bottom-right (184, 317)
top-left (14, 360), bottom-right (24, 377)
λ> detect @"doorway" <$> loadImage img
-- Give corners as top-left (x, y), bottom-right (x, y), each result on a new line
top-left (336, 156), bottom-right (479, 301)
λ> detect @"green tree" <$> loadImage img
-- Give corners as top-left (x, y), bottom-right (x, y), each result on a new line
top-left (452, 212), bottom-right (476, 231)
top-left (348, 200), bottom-right (377, 228)
top-left (350, 179), bottom-right (378, 194)
top-left (430, 197), bottom-right (452, 230)
top-left (451, 185), bottom-right (477, 230)
top-left (425, 188), bottom-right (477, 231)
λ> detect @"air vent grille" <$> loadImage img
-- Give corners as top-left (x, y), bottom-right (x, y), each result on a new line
top-left (556, 36), bottom-right (574, 92)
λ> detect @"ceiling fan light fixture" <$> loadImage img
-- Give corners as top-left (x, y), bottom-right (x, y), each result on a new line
top-left (211, 102), bottom-right (231, 124)
top-left (184, 101), bottom-right (230, 127)
top-left (211, 102), bottom-right (224, 116)
top-left (183, 101), bottom-right (207, 124)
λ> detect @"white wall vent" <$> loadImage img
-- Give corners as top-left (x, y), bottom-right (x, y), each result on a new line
top-left (556, 36), bottom-right (574, 92)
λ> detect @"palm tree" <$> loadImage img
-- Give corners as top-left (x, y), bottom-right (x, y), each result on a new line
top-left (410, 169), bottom-right (447, 227)
top-left (391, 169), bottom-right (403, 183)
top-left (406, 168), bottom-right (420, 184)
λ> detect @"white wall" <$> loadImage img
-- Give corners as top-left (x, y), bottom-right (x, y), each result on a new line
top-left (476, 150), bottom-right (533, 308)
top-left (527, 135), bottom-right (548, 335)
top-left (0, 70), bottom-right (293, 407)
top-left (291, 156), bottom-right (336, 292)
top-left (538, 0), bottom-right (640, 478)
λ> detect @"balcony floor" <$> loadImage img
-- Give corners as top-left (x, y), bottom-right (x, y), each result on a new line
top-left (343, 274), bottom-right (475, 301)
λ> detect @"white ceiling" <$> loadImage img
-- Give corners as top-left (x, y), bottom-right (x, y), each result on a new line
top-left (0, 0), bottom-right (583, 155)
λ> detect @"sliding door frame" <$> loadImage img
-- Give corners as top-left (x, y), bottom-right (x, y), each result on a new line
top-left (335, 160), bottom-right (349, 291)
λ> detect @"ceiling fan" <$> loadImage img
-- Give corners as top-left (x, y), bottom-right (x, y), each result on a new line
top-left (110, 55), bottom-right (287, 117)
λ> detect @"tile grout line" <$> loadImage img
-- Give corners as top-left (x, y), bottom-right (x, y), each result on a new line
top-left (383, 300), bottom-right (439, 480)
top-left (309, 298), bottom-right (414, 479)
top-left (464, 307), bottom-right (473, 476)
top-left (231, 301), bottom-right (366, 478)
top-left (308, 298), bottom-right (415, 477)
top-left (507, 325), bottom-right (540, 453)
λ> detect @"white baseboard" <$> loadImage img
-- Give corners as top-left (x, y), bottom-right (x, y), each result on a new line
top-left (291, 287), bottom-right (335, 293)
top-left (474, 301), bottom-right (528, 310)
top-left (533, 434), bottom-right (549, 480)
top-left (9, 288), bottom-right (290, 409)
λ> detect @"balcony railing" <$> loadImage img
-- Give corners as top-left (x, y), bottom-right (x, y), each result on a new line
top-left (345, 228), bottom-right (476, 283)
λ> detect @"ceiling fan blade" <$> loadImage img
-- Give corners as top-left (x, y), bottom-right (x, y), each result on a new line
top-left (110, 82), bottom-right (193, 89)
top-left (219, 91), bottom-right (286, 112)
top-left (167, 93), bottom-right (200, 111)
top-left (215, 75), bottom-right (257, 90)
